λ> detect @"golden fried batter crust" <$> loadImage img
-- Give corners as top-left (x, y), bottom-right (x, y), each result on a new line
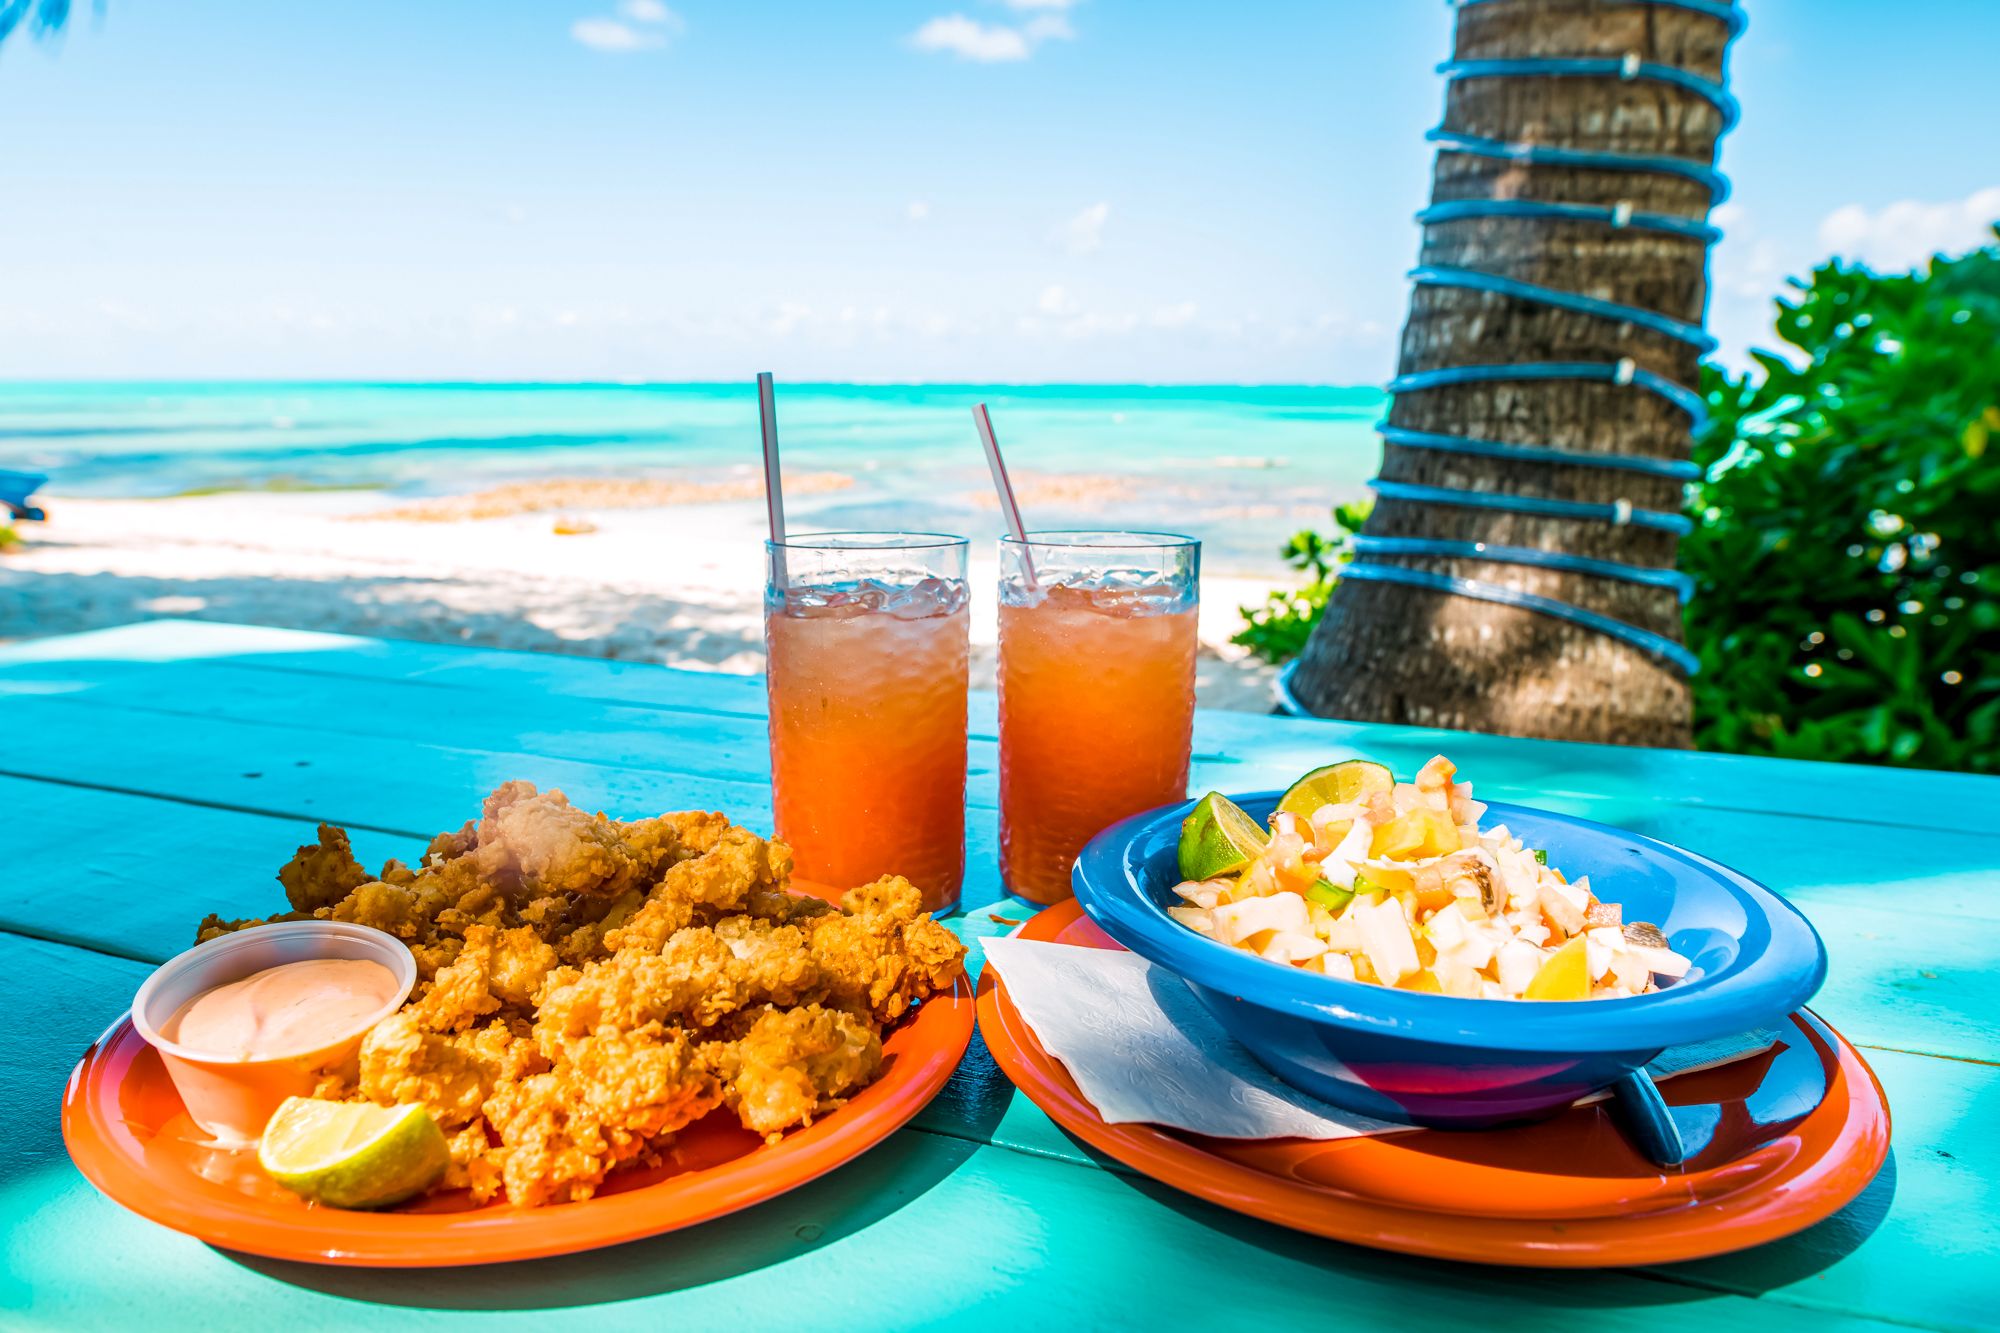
top-left (701, 1004), bottom-right (883, 1141)
top-left (199, 782), bottom-right (965, 1206)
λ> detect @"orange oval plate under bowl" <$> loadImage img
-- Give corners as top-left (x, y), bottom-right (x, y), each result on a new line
top-left (978, 899), bottom-right (1890, 1268)
top-left (63, 887), bottom-right (975, 1267)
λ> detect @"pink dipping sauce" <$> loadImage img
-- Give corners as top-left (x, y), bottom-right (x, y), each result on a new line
top-left (163, 958), bottom-right (400, 1060)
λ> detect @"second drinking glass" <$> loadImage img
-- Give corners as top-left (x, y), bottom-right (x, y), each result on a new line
top-left (765, 532), bottom-right (970, 914)
top-left (997, 531), bottom-right (1201, 904)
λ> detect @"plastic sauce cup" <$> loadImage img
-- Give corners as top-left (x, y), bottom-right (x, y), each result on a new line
top-left (130, 921), bottom-right (416, 1147)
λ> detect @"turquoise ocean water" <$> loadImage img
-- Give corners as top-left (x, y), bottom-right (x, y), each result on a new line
top-left (0, 382), bottom-right (1387, 572)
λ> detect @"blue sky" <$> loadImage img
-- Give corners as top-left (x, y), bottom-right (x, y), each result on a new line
top-left (1, 0), bottom-right (1996, 382)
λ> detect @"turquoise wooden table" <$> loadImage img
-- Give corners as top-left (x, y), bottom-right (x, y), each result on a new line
top-left (3, 620), bottom-right (1995, 1332)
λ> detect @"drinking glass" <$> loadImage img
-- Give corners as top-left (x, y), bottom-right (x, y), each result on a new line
top-left (765, 532), bottom-right (970, 913)
top-left (997, 531), bottom-right (1201, 904)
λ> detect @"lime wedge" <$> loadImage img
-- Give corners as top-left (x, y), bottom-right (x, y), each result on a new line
top-left (1178, 792), bottom-right (1270, 881)
top-left (1275, 760), bottom-right (1395, 821)
top-left (1305, 879), bottom-right (1355, 911)
top-left (258, 1097), bottom-right (449, 1210)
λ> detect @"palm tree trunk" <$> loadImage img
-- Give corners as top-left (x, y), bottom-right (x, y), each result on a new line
top-left (1289, 0), bottom-right (1736, 748)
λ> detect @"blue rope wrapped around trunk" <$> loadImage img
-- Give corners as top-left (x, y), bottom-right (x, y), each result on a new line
top-left (1345, 0), bottom-right (1744, 680)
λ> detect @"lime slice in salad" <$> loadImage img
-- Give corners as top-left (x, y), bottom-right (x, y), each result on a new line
top-left (1178, 792), bottom-right (1270, 881)
top-left (1305, 879), bottom-right (1355, 911)
top-left (258, 1097), bottom-right (449, 1210)
top-left (1274, 760), bottom-right (1394, 822)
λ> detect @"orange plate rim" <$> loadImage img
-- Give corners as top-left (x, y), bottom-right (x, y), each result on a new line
top-left (65, 978), bottom-right (974, 1268)
top-left (977, 898), bottom-right (1891, 1269)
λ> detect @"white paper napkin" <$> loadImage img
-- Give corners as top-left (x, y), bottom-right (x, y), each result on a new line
top-left (983, 936), bottom-right (1783, 1140)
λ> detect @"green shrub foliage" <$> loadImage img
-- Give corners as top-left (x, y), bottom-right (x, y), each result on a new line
top-left (1231, 501), bottom-right (1368, 663)
top-left (1685, 234), bottom-right (1999, 773)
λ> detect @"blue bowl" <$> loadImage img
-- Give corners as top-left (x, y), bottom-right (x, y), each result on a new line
top-left (1072, 793), bottom-right (1828, 1129)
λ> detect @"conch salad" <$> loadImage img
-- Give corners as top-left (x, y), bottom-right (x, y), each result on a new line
top-left (1169, 757), bottom-right (1691, 1000)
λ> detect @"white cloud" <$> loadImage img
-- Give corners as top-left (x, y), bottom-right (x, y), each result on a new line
top-left (1017, 288), bottom-right (1225, 344)
top-left (1703, 206), bottom-right (1801, 369)
top-left (768, 302), bottom-right (815, 336)
top-left (909, 7), bottom-right (1076, 62)
top-left (911, 15), bottom-right (1031, 62)
top-left (94, 299), bottom-right (162, 331)
top-left (571, 18), bottom-right (664, 52)
top-left (618, 0), bottom-right (682, 25)
top-left (1817, 185), bottom-right (2000, 272)
top-left (572, 2), bottom-right (680, 52)
top-left (1714, 232), bottom-right (1783, 300)
top-left (906, 200), bottom-right (931, 223)
top-left (1053, 201), bottom-right (1110, 255)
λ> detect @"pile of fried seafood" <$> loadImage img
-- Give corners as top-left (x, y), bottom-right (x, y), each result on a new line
top-left (197, 781), bottom-right (966, 1207)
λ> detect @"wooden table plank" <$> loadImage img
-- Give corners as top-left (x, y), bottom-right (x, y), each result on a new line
top-left (5, 792), bottom-right (1994, 1238)
top-left (14, 656), bottom-right (2000, 880)
top-left (1807, 901), bottom-right (2000, 1065)
top-left (6, 931), bottom-right (1949, 1333)
top-left (3, 692), bottom-right (1994, 1063)
top-left (12, 662), bottom-right (1997, 936)
top-left (7, 623), bottom-right (1997, 1329)
top-left (3, 658), bottom-right (781, 786)
top-left (1657, 1046), bottom-right (2000, 1333)
top-left (5, 764), bottom-right (1985, 1175)
top-left (10, 645), bottom-right (2000, 919)
top-left (9, 619), bottom-right (1996, 832)
top-left (923, 1038), bottom-right (2000, 1333)
top-left (0, 776), bottom-right (413, 962)
top-left (0, 693), bottom-right (1003, 914)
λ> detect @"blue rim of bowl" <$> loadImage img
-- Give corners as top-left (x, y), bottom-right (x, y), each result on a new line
top-left (1072, 793), bottom-right (1828, 1054)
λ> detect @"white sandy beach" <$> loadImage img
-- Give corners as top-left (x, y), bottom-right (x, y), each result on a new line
top-left (0, 489), bottom-right (1285, 711)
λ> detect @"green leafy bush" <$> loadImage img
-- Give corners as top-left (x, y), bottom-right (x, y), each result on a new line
top-left (1231, 501), bottom-right (1368, 662)
top-left (1233, 234), bottom-right (1999, 775)
top-left (1685, 233), bottom-right (1999, 773)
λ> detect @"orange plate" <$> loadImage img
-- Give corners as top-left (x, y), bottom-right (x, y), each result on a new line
top-left (63, 885), bottom-right (975, 1268)
top-left (978, 899), bottom-right (1891, 1268)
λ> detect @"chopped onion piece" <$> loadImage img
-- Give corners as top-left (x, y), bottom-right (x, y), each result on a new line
top-left (1316, 951), bottom-right (1357, 981)
top-left (1495, 938), bottom-right (1544, 996)
top-left (1259, 930), bottom-right (1328, 965)
top-left (1208, 891), bottom-right (1310, 948)
top-left (1352, 897), bottom-right (1420, 986)
top-left (1633, 944), bottom-right (1692, 980)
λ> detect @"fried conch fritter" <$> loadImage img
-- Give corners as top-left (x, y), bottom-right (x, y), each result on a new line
top-left (199, 781), bottom-right (966, 1207)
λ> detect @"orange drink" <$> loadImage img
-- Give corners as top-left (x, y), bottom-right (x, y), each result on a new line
top-left (765, 533), bottom-right (970, 912)
top-left (997, 531), bottom-right (1200, 903)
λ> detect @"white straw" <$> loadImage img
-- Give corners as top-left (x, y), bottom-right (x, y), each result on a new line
top-left (972, 403), bottom-right (1036, 589)
top-left (759, 371), bottom-right (787, 588)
